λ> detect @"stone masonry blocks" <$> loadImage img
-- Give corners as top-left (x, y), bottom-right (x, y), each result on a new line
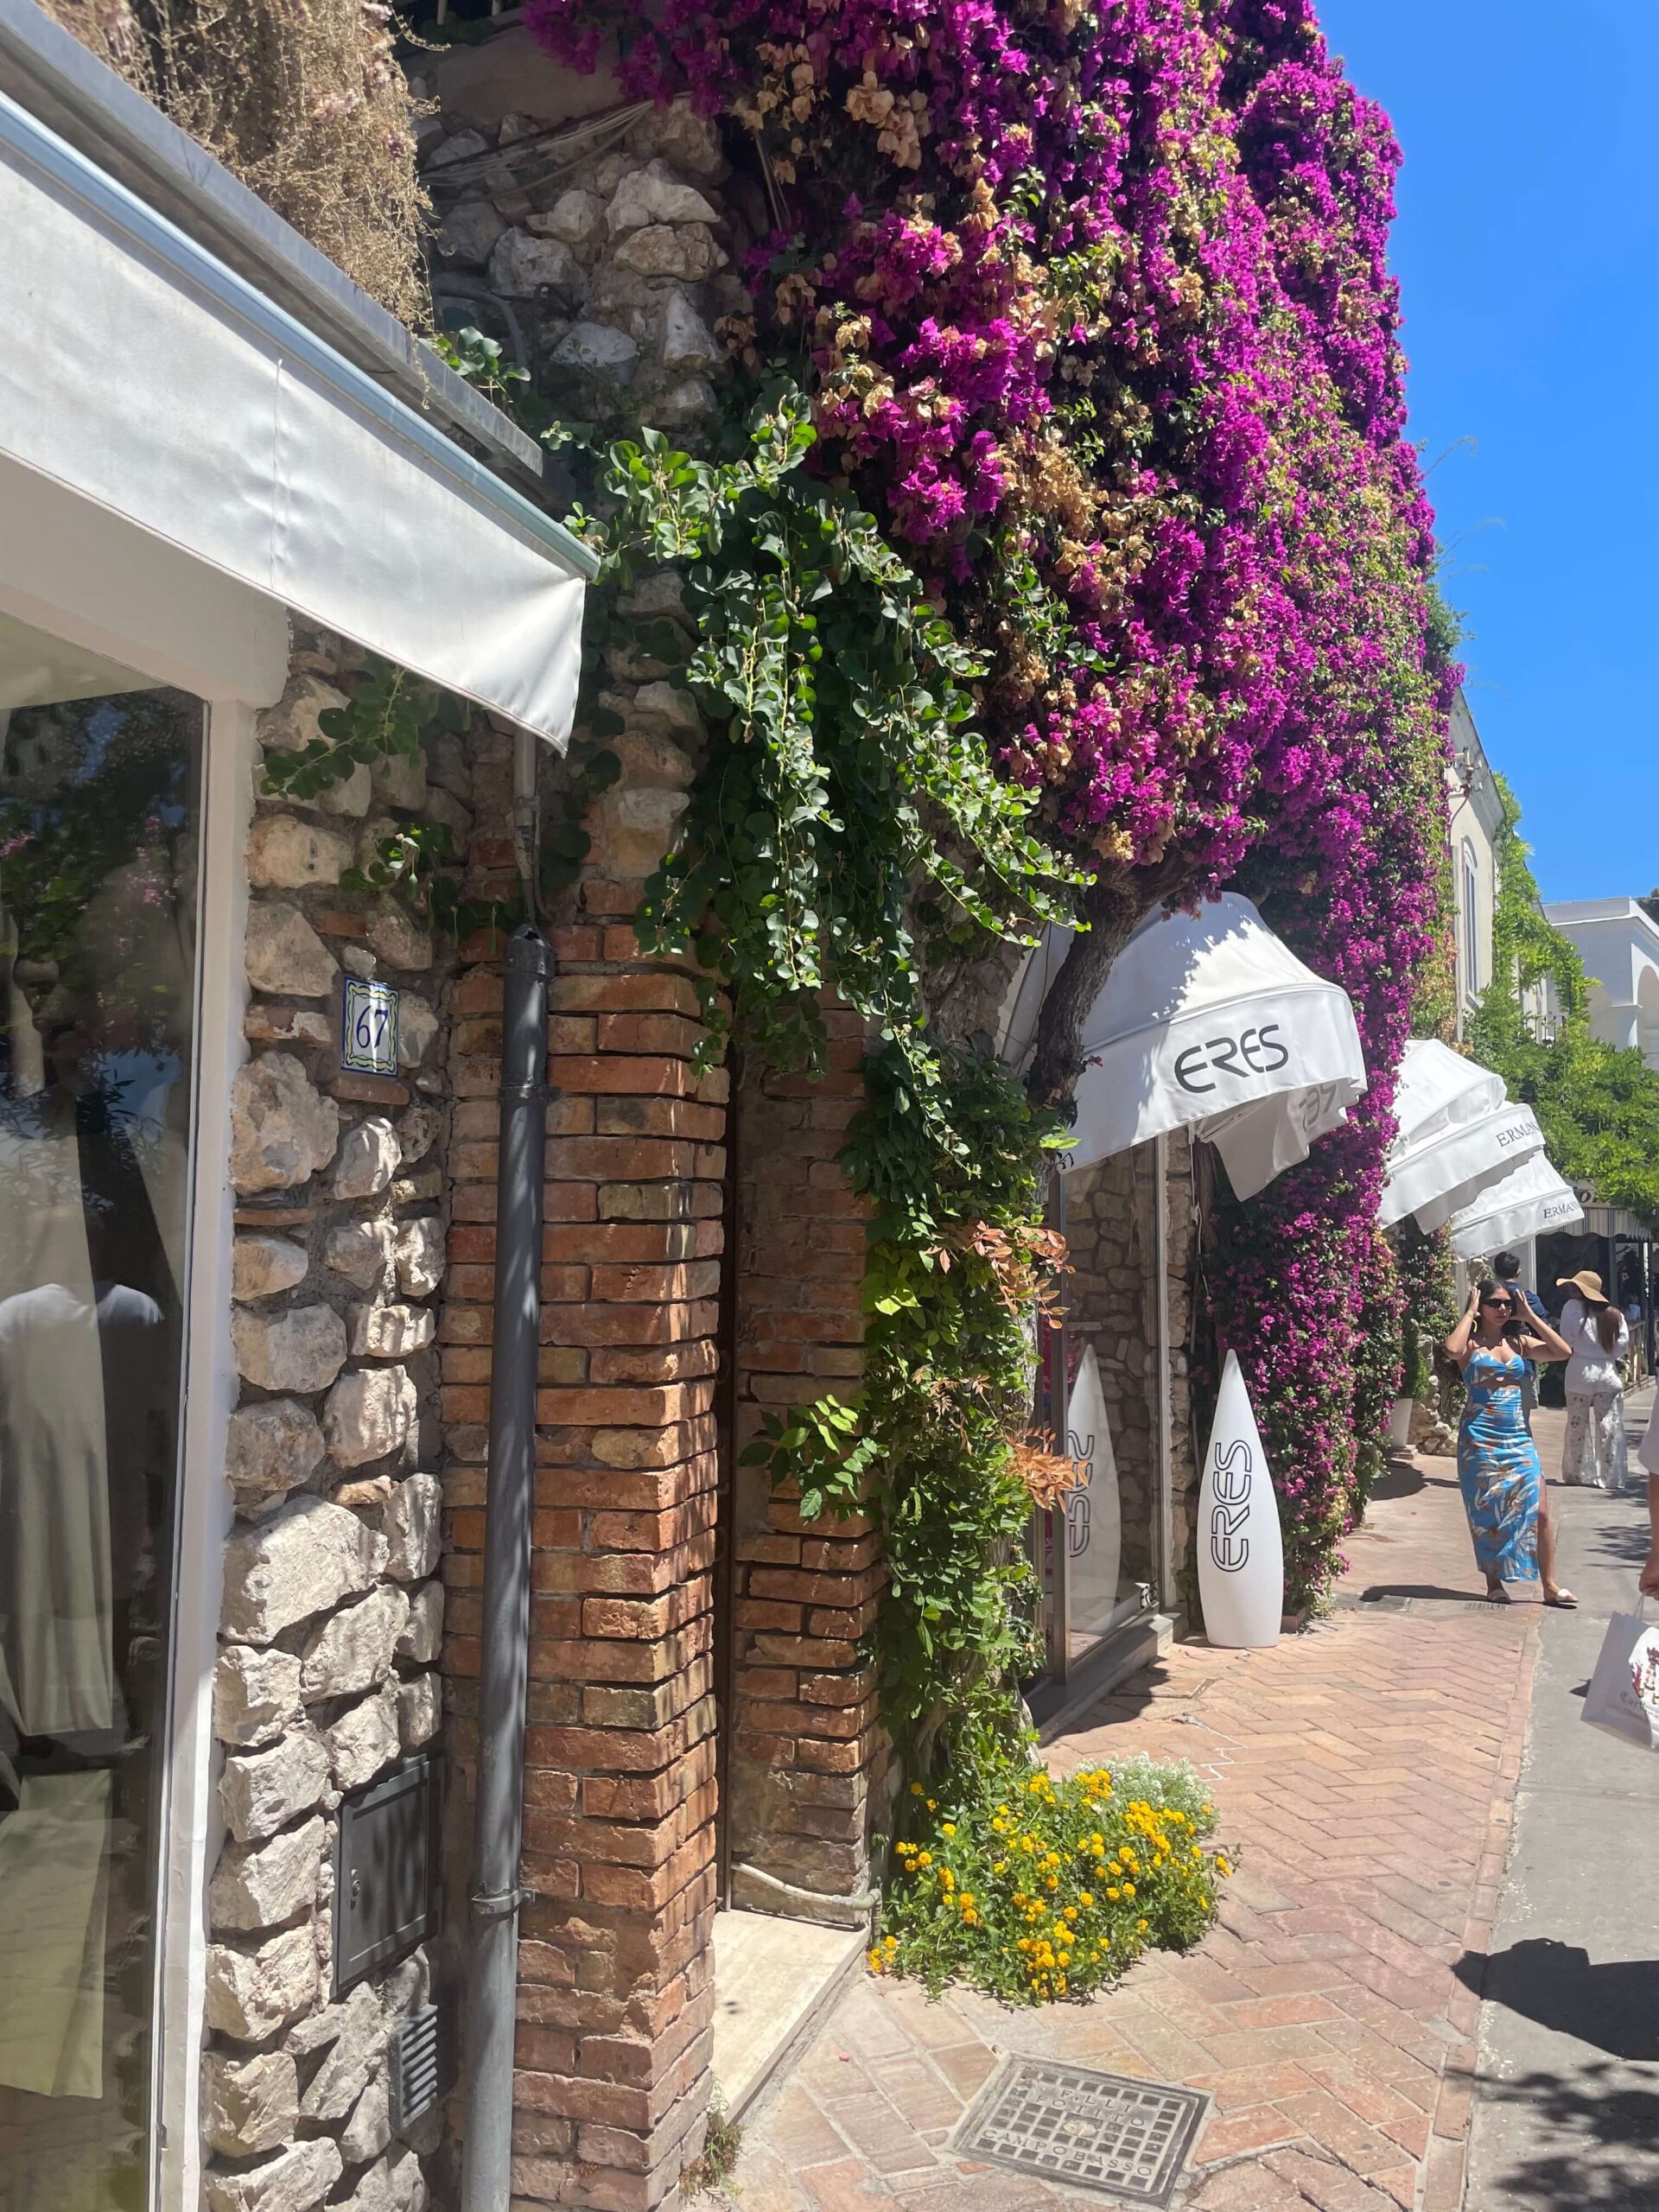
top-left (203, 629), bottom-right (459, 2210)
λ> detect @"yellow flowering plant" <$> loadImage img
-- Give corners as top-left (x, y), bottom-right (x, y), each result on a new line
top-left (871, 1755), bottom-right (1230, 2005)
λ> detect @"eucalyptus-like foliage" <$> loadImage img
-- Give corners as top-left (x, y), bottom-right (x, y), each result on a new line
top-left (575, 391), bottom-right (1083, 1773)
top-left (576, 391), bottom-right (1083, 1084)
top-left (261, 657), bottom-right (460, 804)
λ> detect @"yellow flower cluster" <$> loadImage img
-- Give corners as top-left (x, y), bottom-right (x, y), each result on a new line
top-left (894, 1839), bottom-right (984, 1926)
top-left (879, 1762), bottom-right (1230, 2006)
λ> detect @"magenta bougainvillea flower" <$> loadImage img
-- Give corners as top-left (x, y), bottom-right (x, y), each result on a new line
top-left (529, 0), bottom-right (1456, 1598)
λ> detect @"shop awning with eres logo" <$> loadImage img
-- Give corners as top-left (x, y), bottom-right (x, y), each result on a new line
top-left (1448, 1154), bottom-right (1585, 1261)
top-left (999, 895), bottom-right (1368, 1198)
top-left (1378, 1039), bottom-right (1546, 1232)
top-left (0, 6), bottom-right (594, 740)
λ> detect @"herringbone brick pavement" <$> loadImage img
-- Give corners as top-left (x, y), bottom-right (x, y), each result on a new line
top-left (726, 1451), bottom-right (1544, 2212)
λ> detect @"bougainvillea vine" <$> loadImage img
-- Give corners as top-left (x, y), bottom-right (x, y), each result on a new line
top-left (529, 0), bottom-right (1454, 1602)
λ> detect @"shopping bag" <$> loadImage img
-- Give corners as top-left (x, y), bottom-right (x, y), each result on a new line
top-left (1581, 1603), bottom-right (1659, 1752)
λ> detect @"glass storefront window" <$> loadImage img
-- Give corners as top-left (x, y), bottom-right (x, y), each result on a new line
top-left (1034, 1154), bottom-right (1162, 1689)
top-left (1061, 1344), bottom-right (1151, 1660)
top-left (0, 667), bottom-right (204, 2212)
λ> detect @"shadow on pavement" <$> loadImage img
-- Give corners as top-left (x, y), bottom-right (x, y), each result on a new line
top-left (1585, 1511), bottom-right (1653, 1572)
top-left (1371, 1456), bottom-right (1427, 1501)
top-left (1475, 2066), bottom-right (1659, 2210)
top-left (1459, 1941), bottom-right (1659, 2061)
top-left (1351, 1582), bottom-right (1493, 1604)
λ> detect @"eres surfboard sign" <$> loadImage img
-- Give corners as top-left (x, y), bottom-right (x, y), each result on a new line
top-left (1197, 1351), bottom-right (1283, 1649)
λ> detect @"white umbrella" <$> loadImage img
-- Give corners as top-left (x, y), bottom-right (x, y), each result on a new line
top-left (1448, 1154), bottom-right (1585, 1261)
top-left (998, 896), bottom-right (1367, 1198)
top-left (1378, 1039), bottom-right (1546, 1230)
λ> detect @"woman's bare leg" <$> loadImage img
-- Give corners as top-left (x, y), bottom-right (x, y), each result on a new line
top-left (1539, 1503), bottom-right (1574, 1603)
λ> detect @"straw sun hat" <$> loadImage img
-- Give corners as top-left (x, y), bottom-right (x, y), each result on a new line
top-left (1556, 1269), bottom-right (1609, 1305)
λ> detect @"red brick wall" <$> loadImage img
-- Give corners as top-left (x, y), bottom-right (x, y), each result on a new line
top-left (727, 1009), bottom-right (887, 1919)
top-left (440, 726), bottom-right (891, 2204)
top-left (442, 846), bottom-right (728, 2209)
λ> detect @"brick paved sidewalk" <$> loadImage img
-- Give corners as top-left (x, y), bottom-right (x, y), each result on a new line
top-left (725, 1452), bottom-right (1548, 2212)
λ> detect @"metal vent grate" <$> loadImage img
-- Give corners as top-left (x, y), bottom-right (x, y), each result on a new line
top-left (955, 2058), bottom-right (1208, 2207)
top-left (389, 2004), bottom-right (452, 2133)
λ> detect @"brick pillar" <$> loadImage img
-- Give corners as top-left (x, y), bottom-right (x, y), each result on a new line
top-left (728, 1007), bottom-right (887, 1922)
top-left (442, 851), bottom-right (726, 2210)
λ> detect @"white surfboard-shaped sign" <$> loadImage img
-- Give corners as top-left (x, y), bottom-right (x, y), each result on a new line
top-left (1065, 1345), bottom-right (1122, 1635)
top-left (1198, 1351), bottom-right (1283, 1648)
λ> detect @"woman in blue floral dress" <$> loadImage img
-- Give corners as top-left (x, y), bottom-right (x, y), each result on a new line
top-left (1446, 1279), bottom-right (1576, 1605)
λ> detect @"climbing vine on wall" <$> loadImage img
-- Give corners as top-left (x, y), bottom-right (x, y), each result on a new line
top-left (531, 0), bottom-right (1456, 1613)
top-left (572, 392), bottom-right (1081, 1772)
top-left (260, 650), bottom-right (620, 938)
top-left (574, 396), bottom-right (1082, 1069)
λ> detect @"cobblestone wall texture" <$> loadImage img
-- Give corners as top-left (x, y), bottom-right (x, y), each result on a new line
top-left (415, 72), bottom-right (751, 436)
top-left (206, 632), bottom-right (462, 2212)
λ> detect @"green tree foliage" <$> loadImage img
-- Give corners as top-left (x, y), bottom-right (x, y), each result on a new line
top-left (1469, 777), bottom-right (1659, 1228)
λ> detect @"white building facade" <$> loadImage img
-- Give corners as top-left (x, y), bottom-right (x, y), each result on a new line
top-left (1542, 897), bottom-right (1659, 1069)
top-left (1446, 691), bottom-right (1504, 1034)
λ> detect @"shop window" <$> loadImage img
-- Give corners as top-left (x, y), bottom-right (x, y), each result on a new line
top-left (0, 650), bottom-right (204, 2211)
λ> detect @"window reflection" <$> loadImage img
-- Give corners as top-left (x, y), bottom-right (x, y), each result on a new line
top-left (0, 686), bottom-right (201, 2212)
top-left (1062, 1342), bottom-right (1145, 1662)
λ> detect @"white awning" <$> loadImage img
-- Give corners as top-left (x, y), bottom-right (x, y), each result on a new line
top-left (1379, 1039), bottom-right (1546, 1231)
top-left (0, 86), bottom-right (593, 740)
top-left (1449, 1154), bottom-right (1585, 1261)
top-left (1001, 895), bottom-right (1367, 1198)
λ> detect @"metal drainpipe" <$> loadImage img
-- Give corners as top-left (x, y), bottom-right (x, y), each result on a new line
top-left (461, 731), bottom-right (550, 2212)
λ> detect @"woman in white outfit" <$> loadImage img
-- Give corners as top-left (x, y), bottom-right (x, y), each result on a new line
top-left (1557, 1268), bottom-right (1630, 1491)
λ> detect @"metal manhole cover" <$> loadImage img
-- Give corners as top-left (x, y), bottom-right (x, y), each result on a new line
top-left (955, 2057), bottom-right (1209, 2206)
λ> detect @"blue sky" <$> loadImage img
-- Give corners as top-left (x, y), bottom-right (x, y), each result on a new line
top-left (1317, 0), bottom-right (1658, 902)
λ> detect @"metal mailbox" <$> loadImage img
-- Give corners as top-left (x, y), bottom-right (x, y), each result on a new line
top-left (333, 1754), bottom-right (437, 1995)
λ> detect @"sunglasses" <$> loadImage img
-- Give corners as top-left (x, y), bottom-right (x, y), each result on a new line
top-left (1480, 1295), bottom-right (1516, 1312)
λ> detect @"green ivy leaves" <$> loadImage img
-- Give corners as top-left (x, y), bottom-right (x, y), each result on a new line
top-left (580, 390), bottom-right (1082, 1089)
top-left (262, 657), bottom-right (467, 804)
top-left (570, 387), bottom-right (1080, 1776)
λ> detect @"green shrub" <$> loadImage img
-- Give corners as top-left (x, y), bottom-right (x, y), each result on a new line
top-left (874, 1758), bottom-right (1229, 2005)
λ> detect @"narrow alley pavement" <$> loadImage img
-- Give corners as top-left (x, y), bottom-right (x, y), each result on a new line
top-left (722, 1394), bottom-right (1659, 2212)
top-left (1464, 1389), bottom-right (1659, 2211)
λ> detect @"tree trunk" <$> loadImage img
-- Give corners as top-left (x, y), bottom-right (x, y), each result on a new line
top-left (1023, 873), bottom-right (1146, 1109)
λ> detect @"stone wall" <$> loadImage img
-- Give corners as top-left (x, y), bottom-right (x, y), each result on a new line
top-left (1163, 1132), bottom-right (1203, 1581)
top-left (416, 76), bottom-right (748, 433)
top-left (204, 632), bottom-right (461, 2212)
